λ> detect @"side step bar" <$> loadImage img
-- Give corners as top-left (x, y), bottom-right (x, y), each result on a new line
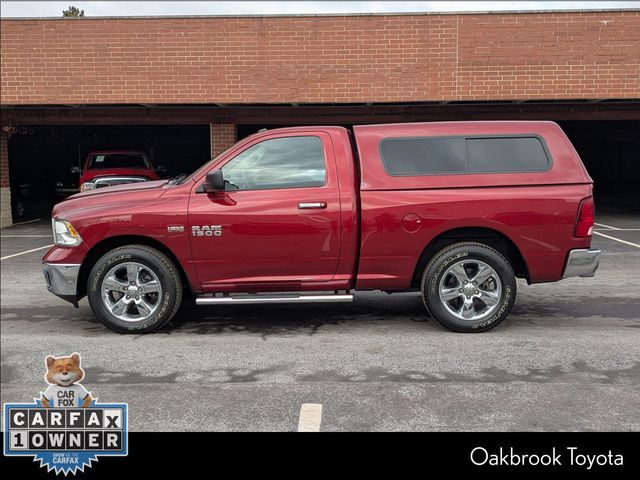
top-left (195, 293), bottom-right (354, 305)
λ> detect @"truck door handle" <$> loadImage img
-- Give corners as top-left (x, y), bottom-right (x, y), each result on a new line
top-left (298, 202), bottom-right (327, 209)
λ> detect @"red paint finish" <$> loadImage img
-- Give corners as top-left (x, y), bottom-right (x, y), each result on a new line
top-left (353, 121), bottom-right (591, 190)
top-left (44, 121), bottom-right (594, 302)
top-left (353, 121), bottom-right (593, 287)
top-left (188, 132), bottom-right (342, 289)
top-left (357, 184), bottom-right (592, 288)
top-left (187, 128), bottom-right (359, 292)
top-left (46, 180), bottom-right (200, 291)
top-left (401, 213), bottom-right (422, 233)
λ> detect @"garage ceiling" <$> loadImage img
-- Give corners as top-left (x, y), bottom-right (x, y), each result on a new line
top-left (3, 100), bottom-right (640, 126)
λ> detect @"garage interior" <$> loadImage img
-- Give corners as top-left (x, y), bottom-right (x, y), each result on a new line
top-left (559, 120), bottom-right (640, 213)
top-left (4, 100), bottom-right (639, 222)
top-left (7, 124), bottom-right (210, 220)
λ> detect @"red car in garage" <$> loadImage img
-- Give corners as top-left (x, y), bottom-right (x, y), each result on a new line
top-left (78, 150), bottom-right (161, 192)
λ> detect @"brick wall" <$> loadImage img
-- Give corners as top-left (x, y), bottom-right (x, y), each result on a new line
top-left (210, 123), bottom-right (237, 157)
top-left (1, 11), bottom-right (639, 105)
top-left (0, 132), bottom-right (12, 227)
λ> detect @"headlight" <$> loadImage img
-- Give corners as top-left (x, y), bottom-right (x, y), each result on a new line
top-left (52, 218), bottom-right (83, 247)
top-left (80, 182), bottom-right (96, 192)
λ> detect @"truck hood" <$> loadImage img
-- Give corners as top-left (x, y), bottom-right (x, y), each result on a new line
top-left (53, 179), bottom-right (171, 221)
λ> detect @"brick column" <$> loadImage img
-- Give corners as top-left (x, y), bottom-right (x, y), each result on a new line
top-left (0, 130), bottom-right (12, 228)
top-left (210, 123), bottom-right (237, 158)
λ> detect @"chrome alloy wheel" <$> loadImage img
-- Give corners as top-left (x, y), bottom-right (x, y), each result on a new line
top-left (438, 259), bottom-right (502, 321)
top-left (101, 262), bottom-right (163, 322)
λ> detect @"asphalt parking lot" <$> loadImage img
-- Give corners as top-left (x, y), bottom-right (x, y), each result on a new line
top-left (1, 213), bottom-right (639, 431)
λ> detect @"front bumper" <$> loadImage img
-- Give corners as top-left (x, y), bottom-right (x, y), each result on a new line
top-left (43, 262), bottom-right (81, 305)
top-left (562, 249), bottom-right (601, 279)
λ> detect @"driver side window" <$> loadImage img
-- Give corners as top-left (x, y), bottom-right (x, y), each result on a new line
top-left (221, 136), bottom-right (326, 191)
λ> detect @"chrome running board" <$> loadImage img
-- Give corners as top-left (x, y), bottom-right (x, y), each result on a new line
top-left (195, 292), bottom-right (353, 305)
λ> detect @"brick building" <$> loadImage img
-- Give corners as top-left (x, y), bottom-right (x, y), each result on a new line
top-left (1, 10), bottom-right (639, 226)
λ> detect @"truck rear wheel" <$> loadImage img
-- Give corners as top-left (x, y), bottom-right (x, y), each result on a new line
top-left (421, 242), bottom-right (516, 332)
top-left (87, 245), bottom-right (183, 333)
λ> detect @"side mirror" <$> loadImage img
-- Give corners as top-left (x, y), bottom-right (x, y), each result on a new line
top-left (70, 166), bottom-right (81, 175)
top-left (202, 170), bottom-right (225, 193)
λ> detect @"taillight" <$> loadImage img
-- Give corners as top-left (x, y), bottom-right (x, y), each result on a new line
top-left (575, 196), bottom-right (595, 237)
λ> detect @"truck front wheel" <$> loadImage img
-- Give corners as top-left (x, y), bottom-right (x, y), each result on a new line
top-left (87, 245), bottom-right (183, 333)
top-left (421, 242), bottom-right (516, 332)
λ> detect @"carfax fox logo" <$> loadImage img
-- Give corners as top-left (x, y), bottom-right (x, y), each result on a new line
top-left (42, 353), bottom-right (93, 408)
top-left (3, 353), bottom-right (128, 475)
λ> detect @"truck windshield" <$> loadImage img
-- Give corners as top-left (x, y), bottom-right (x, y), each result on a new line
top-left (88, 154), bottom-right (149, 170)
top-left (177, 143), bottom-right (239, 185)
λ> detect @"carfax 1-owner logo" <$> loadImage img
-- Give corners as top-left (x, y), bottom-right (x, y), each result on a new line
top-left (3, 353), bottom-right (128, 474)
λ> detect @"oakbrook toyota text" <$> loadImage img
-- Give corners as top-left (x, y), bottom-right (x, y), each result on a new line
top-left (42, 121), bottom-right (600, 333)
top-left (470, 447), bottom-right (623, 469)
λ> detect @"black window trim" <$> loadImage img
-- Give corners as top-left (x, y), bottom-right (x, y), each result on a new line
top-left (218, 135), bottom-right (329, 192)
top-left (378, 133), bottom-right (553, 177)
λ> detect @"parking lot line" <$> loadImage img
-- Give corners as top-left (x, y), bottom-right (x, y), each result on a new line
top-left (0, 235), bottom-right (52, 238)
top-left (298, 403), bottom-right (323, 432)
top-left (10, 218), bottom-right (43, 226)
top-left (0, 244), bottom-right (53, 261)
top-left (593, 231), bottom-right (640, 249)
top-left (594, 222), bottom-right (621, 230)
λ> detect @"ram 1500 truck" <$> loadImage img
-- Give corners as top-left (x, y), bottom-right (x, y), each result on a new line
top-left (43, 121), bottom-right (600, 333)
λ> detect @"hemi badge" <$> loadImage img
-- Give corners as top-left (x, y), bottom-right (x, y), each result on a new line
top-left (167, 225), bottom-right (185, 233)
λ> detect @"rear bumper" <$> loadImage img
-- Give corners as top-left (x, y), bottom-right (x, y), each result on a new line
top-left (43, 262), bottom-right (80, 304)
top-left (562, 249), bottom-right (601, 279)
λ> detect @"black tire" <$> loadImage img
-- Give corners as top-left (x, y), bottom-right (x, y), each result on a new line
top-left (87, 245), bottom-right (183, 333)
top-left (421, 242), bottom-right (516, 332)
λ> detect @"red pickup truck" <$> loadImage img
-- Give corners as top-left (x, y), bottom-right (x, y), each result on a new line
top-left (78, 150), bottom-right (160, 192)
top-left (43, 121), bottom-right (600, 333)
